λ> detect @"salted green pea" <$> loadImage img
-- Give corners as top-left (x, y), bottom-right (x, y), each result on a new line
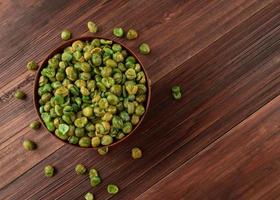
top-left (80, 86), bottom-right (90, 96)
top-left (27, 60), bottom-right (38, 71)
top-left (172, 85), bottom-right (181, 93)
top-left (23, 139), bottom-right (36, 151)
top-left (112, 116), bottom-right (123, 129)
top-left (91, 136), bottom-right (101, 147)
top-left (139, 43), bottom-right (150, 55)
top-left (75, 79), bottom-right (86, 88)
top-left (110, 85), bottom-right (122, 96)
top-left (125, 68), bottom-right (136, 80)
top-left (116, 132), bottom-right (125, 140)
top-left (44, 165), bottom-right (55, 177)
top-left (104, 57), bottom-right (115, 65)
top-left (85, 123), bottom-right (95, 132)
top-left (97, 146), bottom-right (109, 156)
top-left (75, 164), bottom-right (87, 175)
top-left (126, 84), bottom-right (138, 95)
top-left (94, 107), bottom-right (105, 117)
top-left (107, 184), bottom-right (119, 194)
top-left (101, 135), bottom-right (113, 146)
top-left (62, 52), bottom-right (73, 62)
top-left (74, 117), bottom-right (88, 128)
top-left (79, 136), bottom-right (91, 147)
top-left (112, 43), bottom-right (122, 52)
top-left (107, 105), bottom-right (117, 114)
top-left (91, 53), bottom-right (102, 66)
top-left (30, 120), bottom-right (41, 129)
top-left (122, 122), bottom-right (132, 134)
top-left (72, 40), bottom-right (84, 51)
top-left (101, 66), bottom-right (112, 77)
top-left (113, 27), bottom-right (124, 37)
top-left (41, 93), bottom-right (52, 103)
top-left (120, 111), bottom-right (130, 122)
top-left (61, 29), bottom-right (71, 40)
top-left (75, 127), bottom-right (85, 137)
top-left (107, 94), bottom-right (119, 105)
top-left (55, 86), bottom-right (69, 97)
top-left (84, 192), bottom-right (94, 200)
top-left (100, 39), bottom-right (112, 45)
top-left (126, 29), bottom-right (138, 40)
top-left (83, 107), bottom-right (93, 117)
top-left (131, 114), bottom-right (140, 125)
top-left (135, 105), bottom-right (145, 116)
top-left (80, 62), bottom-right (91, 72)
top-left (46, 121), bottom-right (55, 132)
top-left (15, 90), bottom-right (26, 100)
top-left (101, 112), bottom-right (113, 122)
top-left (89, 168), bottom-right (99, 178)
top-left (68, 136), bottom-right (79, 144)
top-left (95, 123), bottom-right (105, 135)
top-left (87, 80), bottom-right (96, 91)
top-left (99, 98), bottom-right (109, 109)
top-left (90, 176), bottom-right (101, 187)
top-left (131, 147), bottom-right (142, 159)
top-left (87, 21), bottom-right (98, 33)
top-left (113, 52), bottom-right (124, 62)
top-left (127, 102), bottom-right (135, 114)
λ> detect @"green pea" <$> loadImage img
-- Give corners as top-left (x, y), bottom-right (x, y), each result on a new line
top-left (101, 135), bottom-right (113, 145)
top-left (83, 107), bottom-right (93, 117)
top-left (100, 39), bottom-right (112, 45)
top-left (68, 136), bottom-right (79, 144)
top-left (44, 165), bottom-right (55, 177)
top-left (29, 120), bottom-right (41, 130)
top-left (112, 44), bottom-right (122, 52)
top-left (89, 168), bottom-right (99, 178)
top-left (91, 136), bottom-right (101, 147)
top-left (131, 147), bottom-right (142, 159)
top-left (91, 39), bottom-right (100, 47)
top-left (91, 53), bottom-right (102, 66)
top-left (122, 122), bottom-right (132, 134)
top-left (79, 136), bottom-right (91, 147)
top-left (90, 176), bottom-right (101, 187)
top-left (75, 127), bottom-right (85, 137)
top-left (135, 105), bottom-right (145, 116)
top-left (112, 116), bottom-right (123, 129)
top-left (101, 66), bottom-right (112, 77)
top-left (127, 102), bottom-right (135, 114)
top-left (23, 139), bottom-right (36, 151)
top-left (97, 146), bottom-right (109, 156)
top-left (126, 29), bottom-right (138, 40)
top-left (74, 117), bottom-right (88, 128)
top-left (15, 90), bottom-right (26, 100)
top-left (113, 52), bottom-right (124, 62)
top-left (107, 94), bottom-right (119, 105)
top-left (125, 68), bottom-right (137, 80)
top-left (87, 21), bottom-right (98, 33)
top-left (46, 121), bottom-right (55, 132)
top-left (131, 115), bottom-right (140, 125)
top-left (113, 27), bottom-right (124, 37)
top-left (120, 111), bottom-right (130, 122)
top-left (27, 60), bottom-right (38, 71)
top-left (116, 132), bottom-right (125, 140)
top-left (75, 164), bottom-right (87, 175)
top-left (107, 184), bottom-right (119, 194)
top-left (101, 112), bottom-right (113, 122)
top-left (106, 59), bottom-right (117, 68)
top-left (61, 29), bottom-right (71, 40)
top-left (84, 192), bottom-right (94, 200)
top-left (99, 98), bottom-right (109, 109)
top-left (62, 52), bottom-right (73, 62)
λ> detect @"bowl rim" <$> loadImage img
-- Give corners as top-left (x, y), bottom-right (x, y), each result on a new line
top-left (33, 36), bottom-right (151, 149)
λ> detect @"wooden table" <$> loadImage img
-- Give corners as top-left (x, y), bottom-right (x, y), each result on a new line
top-left (1, 0), bottom-right (280, 199)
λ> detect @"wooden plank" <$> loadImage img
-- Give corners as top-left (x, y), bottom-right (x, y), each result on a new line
top-left (137, 95), bottom-right (280, 200)
top-left (0, 0), bottom-right (279, 199)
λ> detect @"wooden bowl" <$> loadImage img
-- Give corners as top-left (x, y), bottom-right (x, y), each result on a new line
top-left (33, 36), bottom-right (151, 149)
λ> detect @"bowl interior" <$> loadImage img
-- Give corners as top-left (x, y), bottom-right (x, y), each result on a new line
top-left (33, 36), bottom-right (151, 149)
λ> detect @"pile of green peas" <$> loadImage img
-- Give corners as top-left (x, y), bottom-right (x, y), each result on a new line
top-left (38, 38), bottom-right (148, 148)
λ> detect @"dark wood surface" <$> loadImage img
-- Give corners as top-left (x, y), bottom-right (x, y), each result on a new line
top-left (0, 0), bottom-right (279, 199)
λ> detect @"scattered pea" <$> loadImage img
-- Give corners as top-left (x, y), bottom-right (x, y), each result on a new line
top-left (23, 139), bottom-right (36, 151)
top-left (139, 43), bottom-right (150, 55)
top-left (113, 27), bottom-right (124, 37)
top-left (75, 164), bottom-right (87, 175)
top-left (97, 146), bottom-right (109, 156)
top-left (29, 120), bottom-right (41, 129)
top-left (171, 85), bottom-right (182, 100)
top-left (44, 165), bottom-right (55, 177)
top-left (90, 176), bottom-right (101, 187)
top-left (126, 29), bottom-right (138, 40)
top-left (107, 184), bottom-right (119, 194)
top-left (61, 29), bottom-right (71, 41)
top-left (27, 60), bottom-right (38, 71)
top-left (84, 192), bottom-right (94, 200)
top-left (87, 21), bottom-right (98, 33)
top-left (131, 147), bottom-right (142, 159)
top-left (15, 90), bottom-right (26, 100)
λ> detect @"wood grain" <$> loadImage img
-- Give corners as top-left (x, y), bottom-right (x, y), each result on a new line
top-left (0, 0), bottom-right (280, 199)
top-left (137, 95), bottom-right (280, 200)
